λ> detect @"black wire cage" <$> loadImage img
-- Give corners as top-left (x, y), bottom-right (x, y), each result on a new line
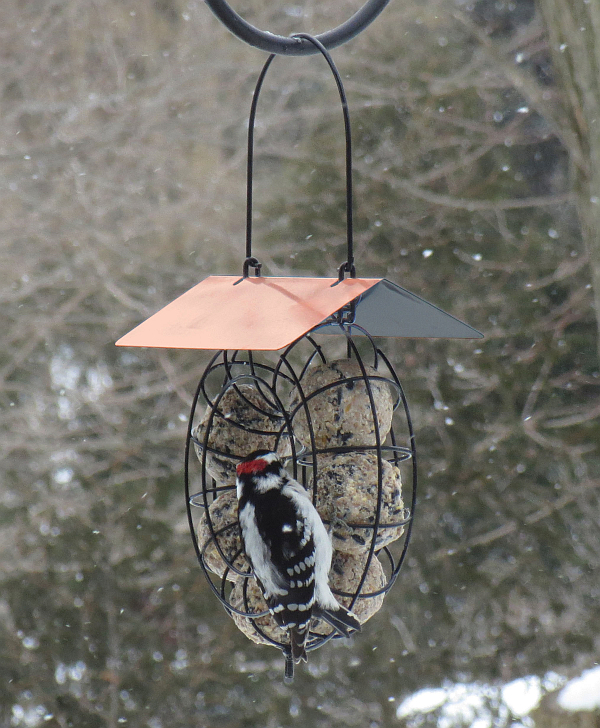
top-left (185, 320), bottom-right (417, 671)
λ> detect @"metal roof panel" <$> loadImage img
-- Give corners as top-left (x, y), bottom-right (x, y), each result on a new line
top-left (115, 275), bottom-right (379, 351)
top-left (116, 275), bottom-right (482, 351)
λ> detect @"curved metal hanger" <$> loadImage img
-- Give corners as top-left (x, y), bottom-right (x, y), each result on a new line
top-left (205, 0), bottom-right (391, 55)
top-left (243, 34), bottom-right (355, 280)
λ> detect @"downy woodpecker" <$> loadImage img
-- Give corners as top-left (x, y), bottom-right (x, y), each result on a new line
top-left (236, 450), bottom-right (361, 665)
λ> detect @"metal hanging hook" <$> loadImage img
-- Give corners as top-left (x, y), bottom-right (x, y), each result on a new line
top-left (205, 0), bottom-right (391, 56)
top-left (244, 34), bottom-right (355, 279)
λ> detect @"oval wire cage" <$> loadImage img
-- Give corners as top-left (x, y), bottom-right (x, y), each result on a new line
top-left (184, 319), bottom-right (417, 666)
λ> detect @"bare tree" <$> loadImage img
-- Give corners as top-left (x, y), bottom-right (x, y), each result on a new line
top-left (535, 0), bottom-right (600, 362)
top-left (1, 1), bottom-right (599, 726)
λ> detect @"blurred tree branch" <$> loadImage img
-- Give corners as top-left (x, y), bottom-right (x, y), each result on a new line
top-left (533, 3), bottom-right (600, 361)
top-left (1, 1), bottom-right (599, 717)
top-left (429, 477), bottom-right (600, 563)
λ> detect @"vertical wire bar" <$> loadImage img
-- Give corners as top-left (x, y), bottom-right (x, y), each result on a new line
top-left (292, 33), bottom-right (355, 276)
top-left (246, 54), bottom-right (276, 263)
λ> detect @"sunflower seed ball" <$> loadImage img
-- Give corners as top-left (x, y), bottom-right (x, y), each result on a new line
top-left (289, 359), bottom-right (394, 450)
top-left (312, 551), bottom-right (386, 635)
top-left (193, 384), bottom-right (289, 484)
top-left (316, 452), bottom-right (406, 555)
top-left (229, 577), bottom-right (287, 647)
top-left (196, 490), bottom-right (250, 582)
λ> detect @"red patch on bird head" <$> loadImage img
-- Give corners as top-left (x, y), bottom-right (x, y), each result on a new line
top-left (236, 458), bottom-right (268, 476)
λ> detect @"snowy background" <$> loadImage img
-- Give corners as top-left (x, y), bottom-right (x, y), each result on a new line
top-left (1, 0), bottom-right (599, 726)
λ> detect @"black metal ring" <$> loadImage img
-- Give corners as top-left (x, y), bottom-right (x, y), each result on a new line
top-left (205, 0), bottom-right (391, 55)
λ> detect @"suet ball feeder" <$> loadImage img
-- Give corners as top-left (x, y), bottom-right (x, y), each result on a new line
top-left (116, 29), bottom-right (482, 679)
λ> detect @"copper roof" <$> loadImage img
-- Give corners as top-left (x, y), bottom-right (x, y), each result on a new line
top-left (116, 275), bottom-right (482, 351)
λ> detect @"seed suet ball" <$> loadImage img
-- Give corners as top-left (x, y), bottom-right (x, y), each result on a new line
top-left (196, 490), bottom-right (249, 581)
top-left (229, 577), bottom-right (288, 647)
top-left (289, 359), bottom-right (394, 450)
top-left (193, 384), bottom-right (290, 484)
top-left (312, 551), bottom-right (387, 635)
top-left (228, 552), bottom-right (386, 645)
top-left (316, 452), bottom-right (406, 555)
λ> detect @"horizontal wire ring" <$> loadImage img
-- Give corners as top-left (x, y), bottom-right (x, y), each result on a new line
top-left (205, 0), bottom-right (391, 55)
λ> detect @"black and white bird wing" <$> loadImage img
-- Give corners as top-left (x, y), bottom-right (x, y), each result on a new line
top-left (239, 484), bottom-right (317, 663)
top-left (283, 480), bottom-right (361, 639)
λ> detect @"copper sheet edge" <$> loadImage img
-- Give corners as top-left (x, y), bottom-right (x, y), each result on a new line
top-left (115, 276), bottom-right (380, 351)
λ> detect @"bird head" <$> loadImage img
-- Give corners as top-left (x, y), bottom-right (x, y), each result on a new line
top-left (236, 450), bottom-right (284, 497)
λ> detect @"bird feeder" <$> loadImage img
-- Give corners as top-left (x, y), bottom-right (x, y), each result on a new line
top-left (116, 23), bottom-right (482, 679)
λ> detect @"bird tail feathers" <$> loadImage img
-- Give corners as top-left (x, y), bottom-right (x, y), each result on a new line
top-left (313, 603), bottom-right (361, 637)
top-left (289, 624), bottom-right (309, 664)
